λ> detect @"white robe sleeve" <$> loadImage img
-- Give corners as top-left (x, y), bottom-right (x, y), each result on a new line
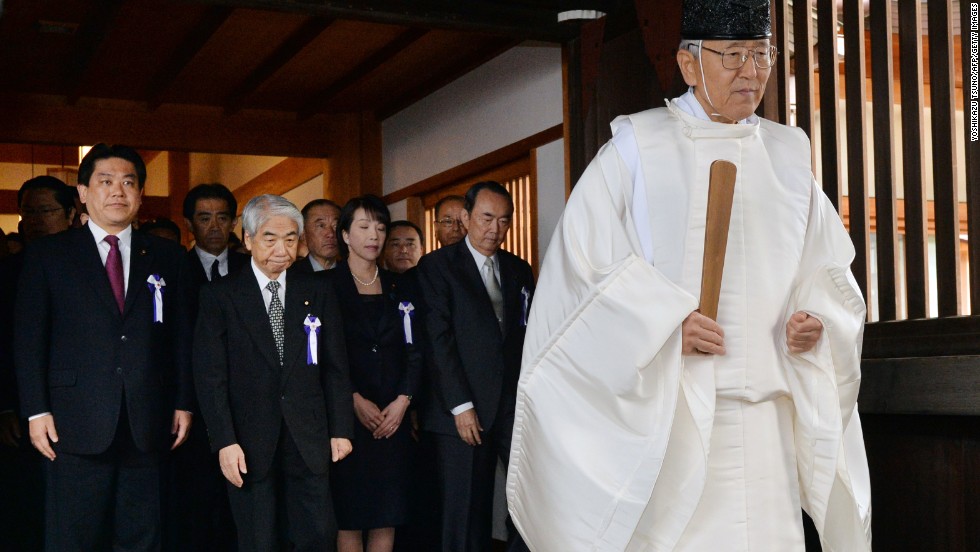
top-left (507, 139), bottom-right (698, 551)
top-left (783, 180), bottom-right (873, 551)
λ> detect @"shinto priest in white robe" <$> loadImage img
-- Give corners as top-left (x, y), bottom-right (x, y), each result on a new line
top-left (506, 93), bottom-right (872, 551)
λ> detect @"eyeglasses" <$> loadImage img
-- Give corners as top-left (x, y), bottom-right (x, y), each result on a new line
top-left (20, 207), bottom-right (65, 218)
top-left (437, 218), bottom-right (463, 228)
top-left (700, 44), bottom-right (778, 70)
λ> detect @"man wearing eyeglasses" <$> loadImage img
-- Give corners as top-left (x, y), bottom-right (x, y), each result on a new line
top-left (433, 195), bottom-right (466, 247)
top-left (508, 1), bottom-right (871, 551)
top-left (0, 176), bottom-right (76, 550)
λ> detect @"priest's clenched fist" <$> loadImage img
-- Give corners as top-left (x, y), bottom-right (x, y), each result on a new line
top-left (682, 310), bottom-right (726, 356)
top-left (785, 311), bottom-right (823, 353)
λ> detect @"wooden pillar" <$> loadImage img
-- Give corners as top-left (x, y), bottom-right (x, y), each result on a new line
top-left (168, 151), bottom-right (190, 246)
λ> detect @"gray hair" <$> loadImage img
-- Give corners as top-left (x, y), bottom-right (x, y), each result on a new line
top-left (241, 194), bottom-right (304, 237)
top-left (679, 39), bottom-right (700, 57)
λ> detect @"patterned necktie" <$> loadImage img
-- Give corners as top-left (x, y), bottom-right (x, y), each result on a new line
top-left (210, 258), bottom-right (221, 282)
top-left (104, 235), bottom-right (125, 313)
top-left (483, 257), bottom-right (504, 331)
top-left (266, 280), bottom-right (285, 364)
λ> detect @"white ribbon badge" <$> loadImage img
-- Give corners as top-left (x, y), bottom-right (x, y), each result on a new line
top-left (398, 302), bottom-right (415, 344)
top-left (521, 286), bottom-right (530, 326)
top-left (304, 315), bottom-right (321, 365)
top-left (146, 274), bottom-right (166, 323)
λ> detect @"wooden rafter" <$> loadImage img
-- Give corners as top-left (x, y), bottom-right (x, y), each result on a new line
top-left (297, 27), bottom-right (429, 120)
top-left (223, 16), bottom-right (335, 116)
top-left (144, 6), bottom-right (234, 110)
top-left (65, 0), bottom-right (126, 105)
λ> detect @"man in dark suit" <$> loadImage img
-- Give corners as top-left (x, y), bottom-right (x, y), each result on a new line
top-left (0, 176), bottom-right (76, 551)
top-left (183, 183), bottom-right (250, 285)
top-left (294, 198), bottom-right (342, 273)
top-left (15, 144), bottom-right (194, 551)
top-left (164, 182), bottom-right (249, 551)
top-left (416, 181), bottom-right (535, 552)
top-left (194, 194), bottom-right (354, 552)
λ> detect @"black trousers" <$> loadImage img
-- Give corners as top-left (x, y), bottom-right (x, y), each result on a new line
top-left (225, 422), bottom-right (335, 552)
top-left (44, 407), bottom-right (162, 552)
top-left (162, 419), bottom-right (236, 551)
top-left (428, 414), bottom-right (514, 552)
top-left (0, 419), bottom-right (45, 552)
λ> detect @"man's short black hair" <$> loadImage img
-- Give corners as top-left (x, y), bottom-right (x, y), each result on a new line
top-left (18, 175), bottom-right (76, 214)
top-left (182, 183), bottom-right (238, 220)
top-left (301, 198), bottom-right (341, 221)
top-left (463, 181), bottom-right (513, 213)
top-left (78, 144), bottom-right (146, 189)
top-left (337, 195), bottom-right (390, 258)
top-left (434, 194), bottom-right (465, 217)
top-left (387, 220), bottom-right (424, 248)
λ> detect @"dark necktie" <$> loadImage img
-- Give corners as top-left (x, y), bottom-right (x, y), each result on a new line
top-left (483, 257), bottom-right (504, 331)
top-left (210, 258), bottom-right (221, 282)
top-left (104, 235), bottom-right (125, 313)
top-left (266, 280), bottom-right (284, 364)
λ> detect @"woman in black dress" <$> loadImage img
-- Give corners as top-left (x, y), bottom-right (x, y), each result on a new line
top-left (330, 195), bottom-right (421, 552)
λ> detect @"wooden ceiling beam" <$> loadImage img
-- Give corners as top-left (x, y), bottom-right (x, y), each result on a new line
top-left (0, 93), bottom-right (358, 158)
top-left (297, 27), bottom-right (429, 120)
top-left (376, 37), bottom-right (519, 119)
top-left (185, 0), bottom-right (596, 41)
top-left (223, 16), bottom-right (335, 116)
top-left (145, 6), bottom-right (234, 110)
top-left (65, 0), bottom-right (126, 106)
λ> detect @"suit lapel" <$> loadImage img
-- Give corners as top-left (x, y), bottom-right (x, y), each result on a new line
top-left (498, 252), bottom-right (522, 335)
top-left (283, 273), bottom-right (313, 380)
top-left (452, 242), bottom-right (501, 334)
top-left (186, 249), bottom-right (209, 286)
top-left (75, 226), bottom-right (123, 317)
top-left (123, 231), bottom-right (153, 318)
top-left (232, 267), bottom-right (281, 370)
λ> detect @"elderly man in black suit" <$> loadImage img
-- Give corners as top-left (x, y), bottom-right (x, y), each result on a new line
top-left (194, 194), bottom-right (354, 552)
top-left (15, 144), bottom-right (194, 551)
top-left (416, 181), bottom-right (535, 552)
top-left (163, 182), bottom-right (249, 550)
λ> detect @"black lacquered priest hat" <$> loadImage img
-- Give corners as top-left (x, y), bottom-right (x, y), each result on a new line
top-left (680, 0), bottom-right (772, 40)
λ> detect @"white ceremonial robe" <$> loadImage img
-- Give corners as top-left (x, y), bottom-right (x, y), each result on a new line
top-left (506, 99), bottom-right (872, 552)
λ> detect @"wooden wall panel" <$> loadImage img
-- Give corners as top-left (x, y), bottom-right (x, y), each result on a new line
top-left (963, 0), bottom-right (980, 311)
top-left (816, 0), bottom-right (842, 210)
top-left (862, 414), bottom-right (980, 552)
top-left (870, 0), bottom-right (899, 321)
top-left (792, 0), bottom-right (816, 142)
top-left (897, 0), bottom-right (929, 319)
top-left (843, 0), bottom-right (870, 305)
top-left (928, 0), bottom-right (961, 316)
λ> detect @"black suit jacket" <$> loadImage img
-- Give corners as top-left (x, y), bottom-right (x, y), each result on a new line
top-left (291, 256), bottom-right (337, 274)
top-left (415, 241), bottom-right (534, 436)
top-left (193, 264), bottom-right (354, 478)
top-left (15, 226), bottom-right (193, 455)
top-left (0, 253), bottom-right (25, 414)
top-left (325, 262), bottom-right (422, 403)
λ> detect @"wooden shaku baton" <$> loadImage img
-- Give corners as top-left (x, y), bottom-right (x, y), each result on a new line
top-left (698, 159), bottom-right (738, 321)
